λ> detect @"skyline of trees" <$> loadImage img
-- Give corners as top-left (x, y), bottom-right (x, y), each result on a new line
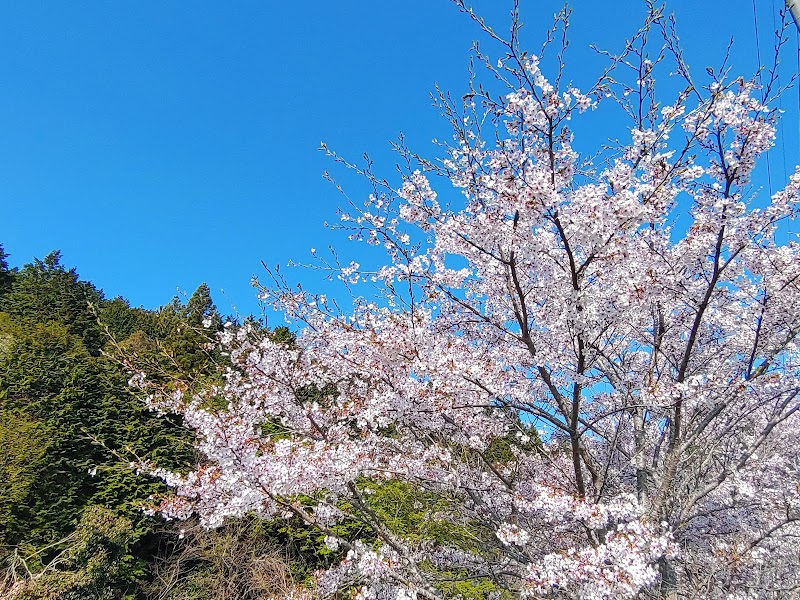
top-left (0, 244), bottom-right (293, 599)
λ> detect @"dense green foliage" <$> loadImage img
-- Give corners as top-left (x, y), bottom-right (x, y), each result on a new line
top-left (0, 251), bottom-right (105, 354)
top-left (0, 246), bottom-right (219, 598)
top-left (0, 246), bottom-right (13, 297)
top-left (7, 506), bottom-right (140, 600)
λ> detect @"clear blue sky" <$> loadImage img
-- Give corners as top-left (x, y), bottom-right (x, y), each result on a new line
top-left (1, 0), bottom-right (797, 320)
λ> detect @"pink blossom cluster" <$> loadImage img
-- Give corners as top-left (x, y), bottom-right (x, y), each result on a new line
top-left (139, 12), bottom-right (800, 598)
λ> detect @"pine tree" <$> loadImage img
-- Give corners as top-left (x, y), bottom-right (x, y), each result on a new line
top-left (0, 244), bottom-right (14, 299)
top-left (0, 251), bottom-right (104, 354)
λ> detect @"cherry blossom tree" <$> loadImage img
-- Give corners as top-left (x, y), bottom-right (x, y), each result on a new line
top-left (140, 2), bottom-right (800, 598)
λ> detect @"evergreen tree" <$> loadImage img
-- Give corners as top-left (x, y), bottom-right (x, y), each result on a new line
top-left (115, 284), bottom-right (223, 383)
top-left (0, 251), bottom-right (104, 354)
top-left (186, 283), bottom-right (221, 328)
top-left (0, 244), bottom-right (13, 298)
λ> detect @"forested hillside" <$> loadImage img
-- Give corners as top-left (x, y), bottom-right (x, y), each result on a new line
top-left (0, 244), bottom-right (295, 599)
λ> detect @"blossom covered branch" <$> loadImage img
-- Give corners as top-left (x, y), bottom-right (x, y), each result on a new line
top-left (139, 3), bottom-right (800, 598)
